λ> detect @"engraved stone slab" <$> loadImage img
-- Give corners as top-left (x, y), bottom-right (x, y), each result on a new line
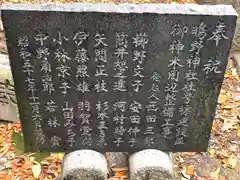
top-left (1, 3), bottom-right (237, 152)
top-left (196, 0), bottom-right (240, 52)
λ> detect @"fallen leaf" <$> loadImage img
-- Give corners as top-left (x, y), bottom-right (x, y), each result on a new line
top-left (224, 72), bottom-right (231, 78)
top-left (0, 157), bottom-right (7, 165)
top-left (109, 178), bottom-right (121, 180)
top-left (196, 177), bottom-right (207, 180)
top-left (222, 104), bottom-right (234, 110)
top-left (13, 120), bottom-right (22, 133)
top-left (181, 152), bottom-right (197, 157)
top-left (181, 169), bottom-right (191, 179)
top-left (57, 153), bottom-right (64, 161)
top-left (207, 177), bottom-right (214, 180)
top-left (32, 164), bottom-right (41, 178)
top-left (218, 94), bottom-right (228, 105)
top-left (217, 149), bottom-right (231, 158)
top-left (222, 119), bottom-right (238, 131)
top-left (111, 167), bottom-right (128, 179)
top-left (111, 167), bottom-right (128, 172)
top-left (186, 165), bottom-right (195, 176)
top-left (229, 144), bottom-right (238, 152)
top-left (29, 156), bottom-right (35, 163)
top-left (57, 165), bottom-right (61, 173)
top-left (22, 162), bottom-right (33, 170)
top-left (218, 176), bottom-right (227, 180)
top-left (114, 171), bottom-right (128, 178)
top-left (208, 149), bottom-right (215, 158)
top-left (0, 144), bottom-right (11, 158)
top-left (237, 130), bottom-right (240, 137)
top-left (227, 155), bottom-right (237, 168)
top-left (235, 94), bottom-right (240, 101)
top-left (211, 122), bottom-right (217, 132)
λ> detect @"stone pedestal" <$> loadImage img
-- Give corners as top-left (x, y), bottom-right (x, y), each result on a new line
top-left (129, 149), bottom-right (175, 180)
top-left (59, 150), bottom-right (108, 180)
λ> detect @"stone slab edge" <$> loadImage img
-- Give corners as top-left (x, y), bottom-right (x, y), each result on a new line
top-left (0, 3), bottom-right (238, 16)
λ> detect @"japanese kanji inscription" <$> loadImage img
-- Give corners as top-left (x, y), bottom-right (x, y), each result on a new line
top-left (1, 4), bottom-right (237, 152)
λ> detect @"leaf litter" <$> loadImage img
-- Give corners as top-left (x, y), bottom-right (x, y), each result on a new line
top-left (173, 57), bottom-right (240, 180)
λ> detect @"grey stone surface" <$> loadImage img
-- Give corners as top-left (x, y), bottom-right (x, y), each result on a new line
top-left (195, 0), bottom-right (240, 76)
top-left (108, 152), bottom-right (129, 168)
top-left (1, 3), bottom-right (237, 152)
top-left (1, 3), bottom-right (238, 16)
top-left (60, 150), bottom-right (108, 180)
top-left (129, 149), bottom-right (174, 180)
top-left (196, 0), bottom-right (240, 52)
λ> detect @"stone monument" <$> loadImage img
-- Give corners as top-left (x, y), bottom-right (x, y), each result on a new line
top-left (1, 3), bottom-right (237, 180)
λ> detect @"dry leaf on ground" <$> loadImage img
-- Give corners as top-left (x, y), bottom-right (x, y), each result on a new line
top-left (186, 165), bottom-right (195, 176)
top-left (209, 149), bottom-right (216, 158)
top-left (32, 164), bottom-right (41, 178)
top-left (222, 155), bottom-right (237, 169)
top-left (221, 119), bottom-right (238, 131)
top-left (181, 152), bottom-right (197, 157)
top-left (218, 94), bottom-right (228, 105)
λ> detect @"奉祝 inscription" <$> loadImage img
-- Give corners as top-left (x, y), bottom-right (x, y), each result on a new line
top-left (1, 4), bottom-right (237, 152)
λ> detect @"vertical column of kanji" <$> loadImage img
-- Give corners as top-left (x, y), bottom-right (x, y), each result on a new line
top-left (129, 33), bottom-right (148, 148)
top-left (18, 35), bottom-right (45, 147)
top-left (74, 31), bottom-right (92, 148)
top-left (132, 33), bottom-right (147, 93)
top-left (78, 101), bottom-right (92, 147)
top-left (162, 24), bottom-right (188, 143)
top-left (143, 72), bottom-right (161, 148)
top-left (35, 32), bottom-right (61, 149)
top-left (54, 31), bottom-right (75, 148)
top-left (203, 21), bottom-right (229, 75)
top-left (175, 22), bottom-right (207, 146)
top-left (112, 32), bottom-right (128, 148)
top-left (96, 101), bottom-right (109, 149)
top-left (93, 33), bottom-right (109, 149)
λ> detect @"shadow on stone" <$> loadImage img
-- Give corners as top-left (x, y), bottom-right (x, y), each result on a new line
top-left (63, 169), bottom-right (106, 180)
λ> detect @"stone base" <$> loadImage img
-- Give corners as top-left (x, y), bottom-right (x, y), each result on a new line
top-left (129, 149), bottom-right (175, 180)
top-left (59, 150), bottom-right (108, 180)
